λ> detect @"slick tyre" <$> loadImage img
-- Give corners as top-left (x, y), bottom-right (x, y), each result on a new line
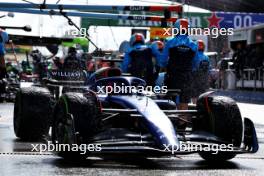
top-left (13, 87), bottom-right (54, 141)
top-left (194, 92), bottom-right (243, 162)
top-left (52, 92), bottom-right (101, 161)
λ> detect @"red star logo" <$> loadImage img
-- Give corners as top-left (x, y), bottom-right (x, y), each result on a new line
top-left (207, 12), bottom-right (223, 28)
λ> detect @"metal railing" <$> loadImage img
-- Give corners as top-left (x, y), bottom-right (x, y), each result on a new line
top-left (225, 68), bottom-right (264, 91)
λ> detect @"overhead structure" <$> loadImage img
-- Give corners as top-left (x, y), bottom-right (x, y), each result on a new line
top-left (0, 3), bottom-right (183, 26)
top-left (173, 0), bottom-right (264, 13)
top-left (0, 8), bottom-right (178, 22)
top-left (0, 2), bottom-right (183, 50)
top-left (0, 3), bottom-right (183, 13)
top-left (8, 35), bottom-right (73, 46)
top-left (0, 25), bottom-right (31, 32)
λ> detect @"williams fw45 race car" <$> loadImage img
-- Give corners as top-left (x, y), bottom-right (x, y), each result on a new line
top-left (13, 67), bottom-right (258, 162)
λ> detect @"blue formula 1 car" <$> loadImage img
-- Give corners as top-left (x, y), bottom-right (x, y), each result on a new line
top-left (13, 67), bottom-right (258, 162)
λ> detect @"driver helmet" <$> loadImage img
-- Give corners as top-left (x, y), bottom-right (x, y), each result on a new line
top-left (68, 47), bottom-right (77, 55)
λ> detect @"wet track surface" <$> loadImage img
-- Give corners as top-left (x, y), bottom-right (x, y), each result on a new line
top-left (0, 103), bottom-right (264, 176)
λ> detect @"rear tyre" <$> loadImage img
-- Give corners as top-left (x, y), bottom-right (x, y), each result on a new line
top-left (13, 87), bottom-right (54, 141)
top-left (194, 92), bottom-right (243, 161)
top-left (52, 92), bottom-right (101, 161)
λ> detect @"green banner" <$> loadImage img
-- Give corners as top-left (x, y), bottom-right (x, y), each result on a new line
top-left (81, 11), bottom-right (264, 28)
top-left (81, 12), bottom-right (211, 28)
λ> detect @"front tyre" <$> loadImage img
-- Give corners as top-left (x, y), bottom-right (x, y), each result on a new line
top-left (194, 92), bottom-right (243, 162)
top-left (52, 92), bottom-right (101, 161)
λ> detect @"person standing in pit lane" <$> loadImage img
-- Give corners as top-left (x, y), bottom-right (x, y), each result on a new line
top-left (161, 18), bottom-right (198, 126)
top-left (0, 28), bottom-right (9, 79)
top-left (151, 40), bottom-right (165, 77)
top-left (63, 46), bottom-right (85, 70)
top-left (191, 40), bottom-right (210, 104)
top-left (121, 33), bottom-right (163, 86)
top-left (0, 28), bottom-right (9, 102)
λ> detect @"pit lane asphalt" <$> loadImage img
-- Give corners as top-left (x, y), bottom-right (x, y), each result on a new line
top-left (0, 103), bottom-right (263, 176)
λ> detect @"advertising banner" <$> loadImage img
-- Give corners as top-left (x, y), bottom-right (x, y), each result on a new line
top-left (81, 11), bottom-right (264, 28)
top-left (150, 27), bottom-right (171, 39)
